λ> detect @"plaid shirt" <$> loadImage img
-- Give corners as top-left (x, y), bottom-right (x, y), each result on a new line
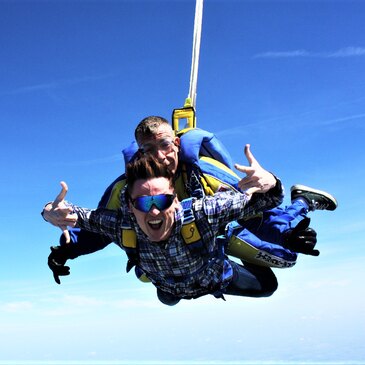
top-left (73, 181), bottom-right (283, 298)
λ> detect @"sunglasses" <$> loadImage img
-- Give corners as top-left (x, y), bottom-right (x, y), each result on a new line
top-left (139, 139), bottom-right (175, 155)
top-left (131, 194), bottom-right (176, 213)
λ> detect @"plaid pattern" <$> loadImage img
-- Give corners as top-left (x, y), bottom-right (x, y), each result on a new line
top-left (74, 182), bottom-right (283, 298)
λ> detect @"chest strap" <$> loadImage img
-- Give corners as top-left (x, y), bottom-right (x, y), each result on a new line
top-left (180, 198), bottom-right (202, 245)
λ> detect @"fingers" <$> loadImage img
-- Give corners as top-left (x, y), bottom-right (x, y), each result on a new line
top-left (311, 249), bottom-right (320, 257)
top-left (51, 262), bottom-right (71, 284)
top-left (52, 181), bottom-right (68, 208)
top-left (234, 144), bottom-right (257, 174)
top-left (295, 217), bottom-right (311, 231)
top-left (244, 144), bottom-right (258, 166)
top-left (61, 226), bottom-right (71, 244)
top-left (245, 187), bottom-right (259, 196)
top-left (304, 228), bottom-right (317, 239)
top-left (234, 163), bottom-right (253, 175)
top-left (303, 247), bottom-right (320, 256)
top-left (53, 272), bottom-right (61, 284)
top-left (235, 144), bottom-right (276, 194)
top-left (235, 165), bottom-right (257, 192)
top-left (237, 171), bottom-right (268, 192)
top-left (237, 173), bottom-right (262, 191)
top-left (59, 214), bottom-right (77, 242)
top-left (44, 207), bottom-right (76, 228)
top-left (48, 245), bottom-right (72, 284)
top-left (234, 145), bottom-right (257, 173)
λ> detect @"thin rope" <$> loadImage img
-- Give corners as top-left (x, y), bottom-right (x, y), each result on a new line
top-left (188, 0), bottom-right (203, 109)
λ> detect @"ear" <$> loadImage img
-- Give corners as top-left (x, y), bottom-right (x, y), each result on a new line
top-left (174, 136), bottom-right (180, 148)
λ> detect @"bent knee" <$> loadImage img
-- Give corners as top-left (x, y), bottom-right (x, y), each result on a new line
top-left (259, 271), bottom-right (278, 297)
top-left (157, 288), bottom-right (181, 306)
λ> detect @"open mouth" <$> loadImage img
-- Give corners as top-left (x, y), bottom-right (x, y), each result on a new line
top-left (148, 219), bottom-right (163, 230)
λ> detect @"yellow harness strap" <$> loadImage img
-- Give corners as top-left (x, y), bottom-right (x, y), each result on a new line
top-left (105, 180), bottom-right (127, 210)
top-left (122, 229), bottom-right (137, 249)
top-left (172, 98), bottom-right (196, 133)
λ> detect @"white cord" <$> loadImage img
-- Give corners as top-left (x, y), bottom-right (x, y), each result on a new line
top-left (188, 0), bottom-right (203, 109)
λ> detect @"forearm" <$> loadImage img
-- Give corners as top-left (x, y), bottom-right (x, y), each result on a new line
top-left (58, 228), bottom-right (113, 258)
top-left (72, 206), bottom-right (120, 243)
top-left (248, 177), bottom-right (284, 214)
top-left (207, 178), bottom-right (284, 228)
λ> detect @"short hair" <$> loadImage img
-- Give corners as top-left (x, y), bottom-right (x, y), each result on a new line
top-left (134, 116), bottom-right (171, 144)
top-left (126, 154), bottom-right (174, 195)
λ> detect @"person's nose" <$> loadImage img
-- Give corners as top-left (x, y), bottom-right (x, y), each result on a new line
top-left (154, 149), bottom-right (166, 162)
top-left (148, 205), bottom-right (161, 216)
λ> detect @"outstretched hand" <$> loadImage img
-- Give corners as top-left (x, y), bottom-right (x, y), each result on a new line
top-left (42, 181), bottom-right (77, 243)
top-left (48, 245), bottom-right (71, 284)
top-left (234, 144), bottom-right (276, 195)
top-left (283, 217), bottom-right (319, 256)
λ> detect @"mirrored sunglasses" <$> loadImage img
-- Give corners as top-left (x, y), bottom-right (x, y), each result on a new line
top-left (131, 194), bottom-right (176, 213)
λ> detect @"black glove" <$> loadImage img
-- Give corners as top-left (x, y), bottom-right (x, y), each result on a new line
top-left (48, 245), bottom-right (71, 284)
top-left (283, 217), bottom-right (319, 256)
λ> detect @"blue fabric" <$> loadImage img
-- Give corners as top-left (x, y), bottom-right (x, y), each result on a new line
top-left (226, 224), bottom-right (298, 264)
top-left (224, 201), bottom-right (309, 264)
top-left (122, 140), bottom-right (138, 166)
top-left (178, 128), bottom-right (234, 169)
top-left (242, 200), bottom-right (308, 245)
top-left (199, 159), bottom-right (240, 189)
top-left (59, 227), bottom-right (113, 258)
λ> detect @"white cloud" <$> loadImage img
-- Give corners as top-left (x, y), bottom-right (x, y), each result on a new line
top-left (111, 298), bottom-right (161, 309)
top-left (4, 73), bottom-right (117, 95)
top-left (320, 112), bottom-right (365, 126)
top-left (62, 294), bottom-right (104, 307)
top-left (329, 46), bottom-right (365, 57)
top-left (0, 301), bottom-right (33, 313)
top-left (254, 49), bottom-right (310, 58)
top-left (254, 46), bottom-right (365, 59)
top-left (38, 292), bottom-right (163, 316)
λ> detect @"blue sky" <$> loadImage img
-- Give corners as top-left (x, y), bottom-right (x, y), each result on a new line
top-left (1, 0), bottom-right (365, 363)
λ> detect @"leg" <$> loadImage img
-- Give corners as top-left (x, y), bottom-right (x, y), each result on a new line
top-left (291, 185), bottom-right (338, 211)
top-left (224, 260), bottom-right (278, 298)
top-left (248, 200), bottom-right (308, 244)
top-left (225, 226), bottom-right (298, 268)
top-left (258, 184), bottom-right (338, 241)
top-left (157, 288), bottom-right (181, 306)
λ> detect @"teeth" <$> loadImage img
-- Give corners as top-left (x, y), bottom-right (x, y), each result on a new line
top-left (149, 220), bottom-right (162, 224)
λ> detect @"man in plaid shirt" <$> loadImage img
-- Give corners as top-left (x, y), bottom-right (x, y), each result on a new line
top-left (44, 155), bottom-right (285, 305)
top-left (44, 116), bottom-right (337, 285)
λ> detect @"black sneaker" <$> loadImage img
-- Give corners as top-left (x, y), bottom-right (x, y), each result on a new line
top-left (291, 184), bottom-right (338, 211)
